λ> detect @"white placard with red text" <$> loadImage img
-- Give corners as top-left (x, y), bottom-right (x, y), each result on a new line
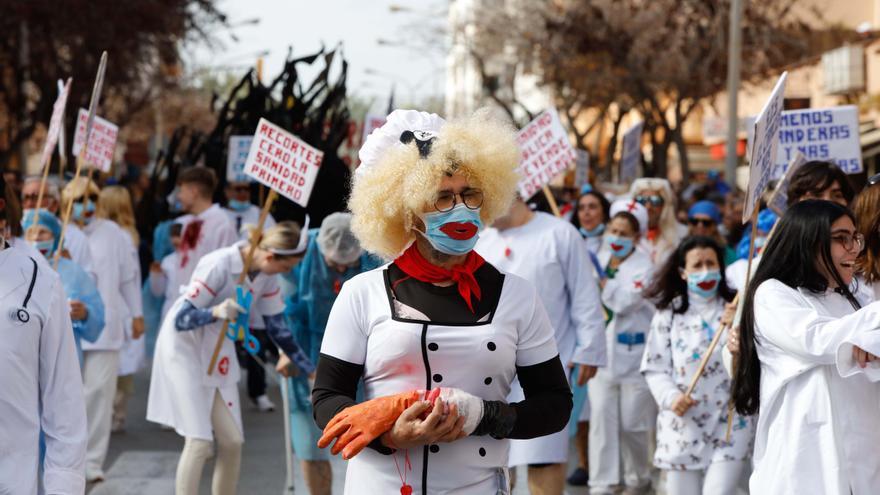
top-left (516, 108), bottom-right (576, 199)
top-left (72, 108), bottom-right (119, 172)
top-left (243, 118), bottom-right (323, 207)
top-left (40, 78), bottom-right (72, 169)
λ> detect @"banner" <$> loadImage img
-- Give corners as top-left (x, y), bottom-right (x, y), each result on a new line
top-left (39, 78), bottom-right (72, 168)
top-left (226, 136), bottom-right (254, 183)
top-left (243, 118), bottom-right (323, 207)
top-left (620, 121), bottom-right (644, 184)
top-left (743, 72), bottom-right (787, 223)
top-left (516, 108), bottom-right (576, 199)
top-left (574, 149), bottom-right (590, 189)
top-left (767, 152), bottom-right (807, 216)
top-left (72, 108), bottom-right (119, 172)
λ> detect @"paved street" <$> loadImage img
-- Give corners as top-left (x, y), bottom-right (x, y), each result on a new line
top-left (86, 363), bottom-right (593, 494)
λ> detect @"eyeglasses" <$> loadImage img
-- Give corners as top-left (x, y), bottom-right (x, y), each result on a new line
top-left (73, 194), bottom-right (99, 204)
top-left (688, 218), bottom-right (715, 227)
top-left (21, 193), bottom-right (40, 204)
top-left (231, 185), bottom-right (250, 193)
top-left (869, 172), bottom-right (880, 186)
top-left (831, 232), bottom-right (865, 252)
top-left (435, 189), bottom-right (483, 212)
top-left (635, 195), bottom-right (664, 207)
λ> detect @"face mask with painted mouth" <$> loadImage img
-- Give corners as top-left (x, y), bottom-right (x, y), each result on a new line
top-left (605, 234), bottom-right (634, 258)
top-left (580, 223), bottom-right (605, 238)
top-left (228, 199), bottom-right (251, 212)
top-left (416, 203), bottom-right (483, 256)
top-left (687, 269), bottom-right (722, 299)
top-left (31, 239), bottom-right (55, 258)
top-left (73, 202), bottom-right (96, 224)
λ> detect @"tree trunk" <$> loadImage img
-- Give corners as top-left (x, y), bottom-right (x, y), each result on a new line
top-left (604, 109), bottom-right (625, 181)
top-left (672, 125), bottom-right (690, 188)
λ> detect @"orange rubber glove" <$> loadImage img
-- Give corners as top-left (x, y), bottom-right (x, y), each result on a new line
top-left (317, 390), bottom-right (423, 459)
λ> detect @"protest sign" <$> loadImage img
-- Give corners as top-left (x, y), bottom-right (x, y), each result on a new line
top-left (574, 149), bottom-right (590, 188)
top-left (39, 78), bottom-right (71, 169)
top-left (516, 108), bottom-right (576, 199)
top-left (226, 136), bottom-right (254, 183)
top-left (72, 108), bottom-right (118, 172)
top-left (620, 121), bottom-right (644, 184)
top-left (743, 72), bottom-right (787, 223)
top-left (243, 118), bottom-right (323, 207)
top-left (746, 105), bottom-right (861, 177)
top-left (767, 152), bottom-right (807, 216)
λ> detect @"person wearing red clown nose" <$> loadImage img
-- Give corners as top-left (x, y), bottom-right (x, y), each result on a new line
top-left (312, 109), bottom-right (572, 494)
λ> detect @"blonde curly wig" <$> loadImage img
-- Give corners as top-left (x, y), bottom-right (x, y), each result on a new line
top-left (350, 110), bottom-right (520, 259)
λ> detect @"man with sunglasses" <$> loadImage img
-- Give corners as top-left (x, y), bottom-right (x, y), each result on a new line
top-left (687, 200), bottom-right (736, 265)
top-left (477, 195), bottom-right (606, 495)
top-left (224, 180), bottom-right (276, 241)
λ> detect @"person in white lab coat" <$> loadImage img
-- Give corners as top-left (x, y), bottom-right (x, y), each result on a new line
top-left (147, 221), bottom-right (315, 495)
top-left (853, 174), bottom-right (880, 302)
top-left (313, 109), bottom-right (572, 495)
top-left (61, 177), bottom-right (144, 482)
top-left (0, 174), bottom-right (88, 494)
top-left (641, 236), bottom-right (753, 495)
top-left (731, 200), bottom-right (880, 495)
top-left (586, 199), bottom-right (656, 495)
top-left (630, 178), bottom-right (687, 265)
top-left (476, 195), bottom-right (606, 494)
top-left (224, 180), bottom-right (276, 239)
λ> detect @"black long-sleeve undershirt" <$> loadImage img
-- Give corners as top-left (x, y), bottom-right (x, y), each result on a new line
top-left (311, 352), bottom-right (572, 450)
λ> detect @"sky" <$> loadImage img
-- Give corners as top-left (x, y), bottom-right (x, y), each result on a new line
top-left (184, 0), bottom-right (448, 113)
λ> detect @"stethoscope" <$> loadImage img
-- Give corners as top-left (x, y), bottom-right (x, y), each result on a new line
top-left (9, 256), bottom-right (38, 324)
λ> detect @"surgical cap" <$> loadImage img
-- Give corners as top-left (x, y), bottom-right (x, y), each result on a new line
top-left (317, 212), bottom-right (363, 265)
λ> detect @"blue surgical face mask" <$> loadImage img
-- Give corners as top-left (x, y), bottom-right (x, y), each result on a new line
top-left (687, 269), bottom-right (722, 299)
top-left (72, 202), bottom-right (96, 224)
top-left (579, 223), bottom-right (605, 238)
top-left (228, 199), bottom-right (250, 212)
top-left (31, 239), bottom-right (55, 258)
top-left (417, 203), bottom-right (483, 256)
top-left (605, 234), bottom-right (634, 258)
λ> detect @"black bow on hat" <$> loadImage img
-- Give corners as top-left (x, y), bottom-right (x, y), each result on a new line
top-left (400, 130), bottom-right (437, 159)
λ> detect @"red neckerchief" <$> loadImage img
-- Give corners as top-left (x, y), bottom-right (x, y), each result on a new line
top-left (393, 244), bottom-right (485, 313)
top-left (179, 219), bottom-right (204, 267)
top-left (646, 227), bottom-right (660, 242)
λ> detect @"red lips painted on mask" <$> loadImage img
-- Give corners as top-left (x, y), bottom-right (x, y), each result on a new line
top-left (697, 280), bottom-right (717, 291)
top-left (610, 243), bottom-right (623, 252)
top-left (439, 222), bottom-right (478, 240)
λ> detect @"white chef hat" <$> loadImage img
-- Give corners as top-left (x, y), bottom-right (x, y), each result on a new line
top-left (609, 198), bottom-right (649, 235)
top-left (356, 109), bottom-right (447, 179)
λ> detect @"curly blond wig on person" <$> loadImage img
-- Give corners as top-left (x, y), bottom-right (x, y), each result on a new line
top-left (349, 110), bottom-right (520, 259)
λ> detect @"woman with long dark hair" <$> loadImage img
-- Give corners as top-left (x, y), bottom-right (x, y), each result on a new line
top-left (571, 187), bottom-right (611, 255)
top-left (731, 200), bottom-right (880, 494)
top-left (640, 236), bottom-right (753, 494)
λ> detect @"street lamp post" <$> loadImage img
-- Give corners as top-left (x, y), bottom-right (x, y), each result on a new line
top-left (725, 0), bottom-right (744, 188)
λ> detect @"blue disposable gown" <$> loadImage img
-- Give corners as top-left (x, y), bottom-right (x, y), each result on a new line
top-left (57, 257), bottom-right (105, 364)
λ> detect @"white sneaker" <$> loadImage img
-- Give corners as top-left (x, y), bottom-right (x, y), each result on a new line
top-left (255, 394), bottom-right (276, 412)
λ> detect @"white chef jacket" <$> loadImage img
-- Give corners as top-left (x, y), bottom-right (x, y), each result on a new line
top-left (176, 203), bottom-right (238, 288)
top-left (637, 223), bottom-right (687, 265)
top-left (476, 212), bottom-right (605, 466)
top-left (80, 219), bottom-right (143, 351)
top-left (225, 204), bottom-right (276, 241)
top-left (0, 245), bottom-right (87, 494)
top-left (641, 297), bottom-right (755, 470)
top-left (118, 231), bottom-right (145, 376)
top-left (147, 243), bottom-right (286, 440)
top-left (65, 223), bottom-right (95, 281)
top-left (750, 279), bottom-right (880, 494)
top-left (597, 247), bottom-right (655, 383)
top-left (320, 267), bottom-right (559, 494)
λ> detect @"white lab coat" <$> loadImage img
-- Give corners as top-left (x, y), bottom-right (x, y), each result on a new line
top-left (320, 267), bottom-right (559, 494)
top-left (147, 243), bottom-right (285, 440)
top-left (641, 297), bottom-right (755, 470)
top-left (637, 223), bottom-right (687, 265)
top-left (118, 230), bottom-right (145, 376)
top-left (65, 223), bottom-right (95, 281)
top-left (0, 245), bottom-right (87, 494)
top-left (225, 204), bottom-right (276, 240)
top-left (148, 251), bottom-right (185, 319)
top-left (476, 212), bottom-right (606, 466)
top-left (750, 279), bottom-right (880, 494)
top-left (80, 219), bottom-right (142, 351)
top-left (176, 203), bottom-right (238, 288)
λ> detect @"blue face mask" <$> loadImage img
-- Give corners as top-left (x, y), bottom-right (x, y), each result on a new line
top-left (605, 234), bottom-right (634, 258)
top-left (228, 199), bottom-right (251, 212)
top-left (32, 239), bottom-right (55, 257)
top-left (579, 223), bottom-right (605, 238)
top-left (417, 204), bottom-right (483, 256)
top-left (72, 202), bottom-right (96, 224)
top-left (687, 269), bottom-right (722, 299)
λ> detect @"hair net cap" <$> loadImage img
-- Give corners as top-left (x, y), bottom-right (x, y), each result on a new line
top-left (318, 212), bottom-right (363, 265)
top-left (688, 200), bottom-right (722, 224)
top-left (609, 199), bottom-right (648, 235)
top-left (21, 209), bottom-right (62, 253)
top-left (357, 110), bottom-right (446, 179)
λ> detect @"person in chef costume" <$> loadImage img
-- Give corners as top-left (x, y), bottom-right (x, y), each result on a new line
top-left (22, 209), bottom-right (105, 363)
top-left (731, 200), bottom-right (880, 495)
top-left (0, 172), bottom-right (88, 494)
top-left (147, 220), bottom-right (315, 495)
top-left (641, 236), bottom-right (753, 494)
top-left (630, 178), bottom-right (687, 264)
top-left (312, 109), bottom-right (573, 494)
top-left (586, 199), bottom-right (657, 494)
top-left (61, 177), bottom-right (144, 482)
